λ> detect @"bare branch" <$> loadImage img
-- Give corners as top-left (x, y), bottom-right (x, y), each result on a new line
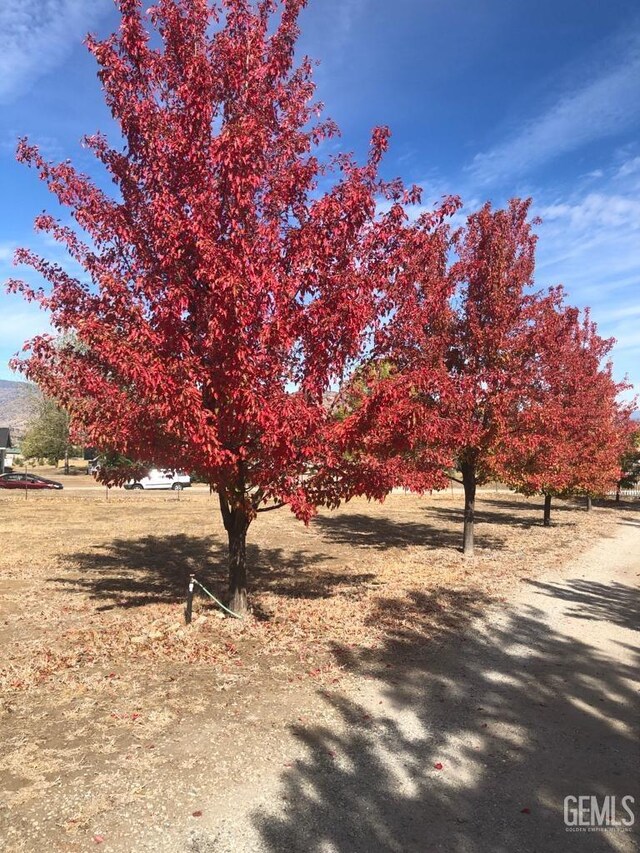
top-left (256, 501), bottom-right (286, 513)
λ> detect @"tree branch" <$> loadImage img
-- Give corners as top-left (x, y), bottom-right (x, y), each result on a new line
top-left (256, 501), bottom-right (285, 513)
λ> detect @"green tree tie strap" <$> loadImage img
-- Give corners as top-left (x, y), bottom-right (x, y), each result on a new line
top-left (192, 578), bottom-right (243, 620)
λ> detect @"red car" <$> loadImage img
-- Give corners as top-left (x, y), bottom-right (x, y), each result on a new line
top-left (0, 473), bottom-right (63, 490)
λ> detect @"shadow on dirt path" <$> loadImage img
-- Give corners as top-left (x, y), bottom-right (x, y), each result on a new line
top-left (245, 523), bottom-right (640, 853)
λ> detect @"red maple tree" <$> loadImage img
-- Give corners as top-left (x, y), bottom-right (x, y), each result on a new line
top-left (7, 0), bottom-right (415, 613)
top-left (499, 300), bottom-right (634, 524)
top-left (340, 199), bottom-right (575, 555)
top-left (346, 197), bottom-right (636, 548)
top-left (445, 199), bottom-right (557, 555)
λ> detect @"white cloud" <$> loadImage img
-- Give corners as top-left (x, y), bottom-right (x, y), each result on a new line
top-left (334, 0), bottom-right (366, 49)
top-left (302, 0), bottom-right (367, 63)
top-left (535, 196), bottom-right (640, 302)
top-left (617, 156), bottom-right (640, 179)
top-left (0, 244), bottom-right (16, 264)
top-left (468, 32), bottom-right (640, 185)
top-left (0, 304), bottom-right (52, 379)
top-left (0, 0), bottom-right (110, 103)
top-left (530, 175), bottom-right (640, 396)
top-left (1, 237), bottom-right (55, 372)
top-left (591, 303), bottom-right (640, 325)
top-left (538, 193), bottom-right (640, 232)
top-left (0, 308), bottom-right (49, 340)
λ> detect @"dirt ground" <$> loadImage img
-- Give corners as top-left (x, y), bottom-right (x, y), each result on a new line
top-left (0, 488), bottom-right (633, 851)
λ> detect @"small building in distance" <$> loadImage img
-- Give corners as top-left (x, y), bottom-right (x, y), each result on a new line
top-left (0, 428), bottom-right (12, 474)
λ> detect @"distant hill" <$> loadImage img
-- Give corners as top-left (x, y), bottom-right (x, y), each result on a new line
top-left (0, 379), bottom-right (41, 441)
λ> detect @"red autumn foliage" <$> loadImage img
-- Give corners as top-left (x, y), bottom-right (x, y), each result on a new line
top-left (7, 2), bottom-right (633, 611)
top-left (500, 302), bottom-right (634, 521)
top-left (337, 198), bottom-right (634, 552)
top-left (7, 0), bottom-right (418, 612)
top-left (331, 197), bottom-right (462, 498)
top-left (442, 199), bottom-right (558, 554)
top-left (339, 199), bottom-right (557, 554)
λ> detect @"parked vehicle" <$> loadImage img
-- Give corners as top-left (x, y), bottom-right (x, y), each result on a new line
top-left (0, 473), bottom-right (63, 490)
top-left (123, 468), bottom-right (191, 491)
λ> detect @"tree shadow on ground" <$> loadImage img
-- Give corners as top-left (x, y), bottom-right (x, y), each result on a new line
top-left (525, 579), bottom-right (640, 633)
top-left (481, 497), bottom-right (640, 520)
top-left (597, 499), bottom-right (640, 513)
top-left (426, 502), bottom-right (574, 530)
top-left (311, 513), bottom-right (505, 552)
top-left (249, 580), bottom-right (640, 853)
top-left (53, 534), bottom-right (372, 611)
top-left (478, 496), bottom-right (576, 516)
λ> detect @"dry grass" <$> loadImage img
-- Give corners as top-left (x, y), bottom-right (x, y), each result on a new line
top-left (0, 488), bottom-right (620, 686)
top-left (0, 488), bottom-right (627, 850)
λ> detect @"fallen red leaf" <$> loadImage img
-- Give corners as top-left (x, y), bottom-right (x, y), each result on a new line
top-left (434, 762), bottom-right (444, 770)
top-left (93, 835), bottom-right (105, 844)
top-left (192, 811), bottom-right (203, 817)
top-left (520, 807), bottom-right (531, 814)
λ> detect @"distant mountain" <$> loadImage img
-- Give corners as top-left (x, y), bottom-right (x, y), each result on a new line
top-left (0, 379), bottom-right (41, 441)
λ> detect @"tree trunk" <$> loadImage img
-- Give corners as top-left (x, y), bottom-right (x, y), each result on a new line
top-left (461, 461), bottom-right (476, 557)
top-left (615, 486), bottom-right (620, 503)
top-left (64, 447), bottom-right (70, 475)
top-left (219, 494), bottom-right (250, 615)
top-left (543, 493), bottom-right (551, 527)
top-left (585, 495), bottom-right (592, 512)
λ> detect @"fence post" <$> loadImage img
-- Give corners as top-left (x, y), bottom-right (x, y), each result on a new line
top-left (185, 574), bottom-right (195, 625)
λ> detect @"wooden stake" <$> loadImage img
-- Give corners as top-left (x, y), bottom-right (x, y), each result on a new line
top-left (185, 574), bottom-right (195, 625)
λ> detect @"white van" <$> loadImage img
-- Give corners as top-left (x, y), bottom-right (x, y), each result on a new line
top-left (123, 468), bottom-right (191, 491)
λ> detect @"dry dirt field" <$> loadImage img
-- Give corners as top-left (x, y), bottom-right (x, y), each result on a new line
top-left (0, 486), bottom-right (630, 851)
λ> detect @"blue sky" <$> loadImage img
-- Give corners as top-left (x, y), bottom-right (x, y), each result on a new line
top-left (1, 0), bottom-right (639, 399)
